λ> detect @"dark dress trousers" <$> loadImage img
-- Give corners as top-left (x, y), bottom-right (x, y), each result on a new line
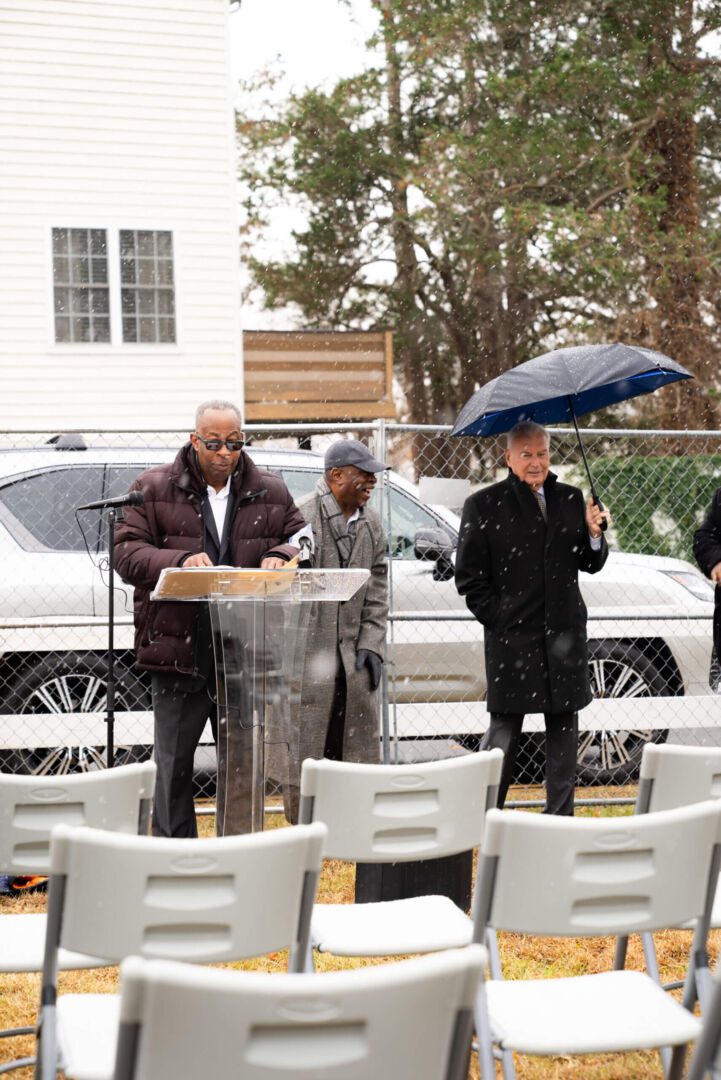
top-left (693, 487), bottom-right (721, 662)
top-left (455, 470), bottom-right (608, 813)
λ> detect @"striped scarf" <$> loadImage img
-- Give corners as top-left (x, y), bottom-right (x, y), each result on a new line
top-left (316, 475), bottom-right (356, 567)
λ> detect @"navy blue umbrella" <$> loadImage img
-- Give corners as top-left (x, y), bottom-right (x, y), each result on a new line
top-left (450, 343), bottom-right (693, 522)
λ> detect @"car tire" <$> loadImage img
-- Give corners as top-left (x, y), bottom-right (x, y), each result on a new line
top-left (2, 651), bottom-right (152, 776)
top-left (576, 641), bottom-right (670, 785)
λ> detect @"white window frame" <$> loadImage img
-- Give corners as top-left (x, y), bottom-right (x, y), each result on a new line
top-left (48, 224), bottom-right (181, 352)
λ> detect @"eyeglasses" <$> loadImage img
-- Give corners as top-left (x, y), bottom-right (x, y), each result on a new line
top-left (194, 434), bottom-right (245, 452)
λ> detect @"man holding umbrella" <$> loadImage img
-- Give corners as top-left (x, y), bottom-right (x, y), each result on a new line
top-left (455, 421), bottom-right (610, 815)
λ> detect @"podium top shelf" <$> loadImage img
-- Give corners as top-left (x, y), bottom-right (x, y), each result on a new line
top-left (151, 566), bottom-right (371, 603)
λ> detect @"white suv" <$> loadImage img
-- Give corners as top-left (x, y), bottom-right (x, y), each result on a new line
top-left (0, 438), bottom-right (716, 785)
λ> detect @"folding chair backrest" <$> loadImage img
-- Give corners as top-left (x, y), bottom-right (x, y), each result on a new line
top-left (49, 822), bottom-right (326, 964)
top-left (299, 752), bottom-right (502, 863)
top-left (477, 803), bottom-right (721, 937)
top-left (638, 744), bottom-right (721, 813)
top-left (0, 762), bottom-right (156, 875)
top-left (113, 946), bottom-right (485, 1080)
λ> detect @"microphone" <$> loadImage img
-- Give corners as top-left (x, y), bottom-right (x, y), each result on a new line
top-left (77, 491), bottom-right (145, 512)
top-left (298, 534), bottom-right (313, 568)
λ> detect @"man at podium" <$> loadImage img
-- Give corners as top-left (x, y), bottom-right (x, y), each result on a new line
top-left (283, 439), bottom-right (389, 822)
top-left (115, 400), bottom-right (304, 838)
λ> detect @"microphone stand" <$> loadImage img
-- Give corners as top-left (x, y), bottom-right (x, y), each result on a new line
top-left (106, 507), bottom-right (117, 768)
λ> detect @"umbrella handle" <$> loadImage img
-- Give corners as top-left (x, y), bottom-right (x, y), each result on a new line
top-left (593, 493), bottom-right (608, 533)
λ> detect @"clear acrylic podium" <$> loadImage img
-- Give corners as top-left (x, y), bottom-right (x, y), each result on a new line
top-left (151, 566), bottom-right (370, 834)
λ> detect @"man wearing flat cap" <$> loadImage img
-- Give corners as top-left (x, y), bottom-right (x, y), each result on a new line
top-left (282, 439), bottom-right (389, 822)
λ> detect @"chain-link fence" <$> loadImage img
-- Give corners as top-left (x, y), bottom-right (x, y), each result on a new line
top-left (0, 423), bottom-right (719, 809)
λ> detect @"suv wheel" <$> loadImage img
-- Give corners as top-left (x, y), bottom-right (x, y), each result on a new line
top-left (3, 652), bottom-right (152, 775)
top-left (576, 641), bottom-right (670, 785)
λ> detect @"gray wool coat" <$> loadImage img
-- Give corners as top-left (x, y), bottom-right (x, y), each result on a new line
top-left (277, 489), bottom-right (388, 819)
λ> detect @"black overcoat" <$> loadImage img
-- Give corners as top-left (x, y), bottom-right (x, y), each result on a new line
top-left (455, 470), bottom-right (608, 714)
top-left (692, 487), bottom-right (721, 657)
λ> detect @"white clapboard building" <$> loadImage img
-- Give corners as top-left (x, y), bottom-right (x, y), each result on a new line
top-left (0, 0), bottom-right (242, 430)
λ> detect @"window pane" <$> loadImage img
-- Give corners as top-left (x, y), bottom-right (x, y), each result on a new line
top-left (156, 259), bottom-right (174, 286)
top-left (90, 230), bottom-right (107, 256)
top-left (386, 488), bottom-right (443, 559)
top-left (119, 231), bottom-right (135, 258)
top-left (279, 470), bottom-right (321, 501)
top-left (137, 232), bottom-right (155, 258)
top-left (120, 257), bottom-right (135, 285)
top-left (69, 229), bottom-right (89, 255)
top-left (53, 228), bottom-right (109, 343)
top-left (155, 231), bottom-right (172, 256)
top-left (121, 289), bottom-right (136, 315)
top-left (157, 317), bottom-right (176, 343)
top-left (139, 317), bottom-right (155, 341)
top-left (90, 289), bottom-right (109, 314)
top-left (137, 260), bottom-right (154, 287)
top-left (90, 316), bottom-right (110, 343)
top-left (90, 257), bottom-right (107, 284)
top-left (53, 256), bottom-right (69, 283)
top-left (54, 287), bottom-right (69, 314)
top-left (138, 291), bottom-right (155, 315)
top-left (120, 231), bottom-right (175, 345)
top-left (52, 228), bottom-right (68, 256)
top-left (72, 316), bottom-right (90, 341)
top-left (156, 290), bottom-right (174, 315)
top-left (73, 290), bottom-right (89, 314)
top-left (70, 256), bottom-right (89, 284)
top-left (0, 468), bottom-right (104, 552)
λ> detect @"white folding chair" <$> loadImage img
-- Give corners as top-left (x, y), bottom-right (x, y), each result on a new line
top-left (622, 743), bottom-right (721, 1012)
top-left (473, 803), bottom-right (721, 1080)
top-left (298, 752), bottom-right (502, 966)
top-left (0, 763), bottom-right (155, 1074)
top-left (687, 973), bottom-right (721, 1080)
top-left (37, 821), bottom-right (327, 1080)
top-left (111, 946), bottom-right (485, 1080)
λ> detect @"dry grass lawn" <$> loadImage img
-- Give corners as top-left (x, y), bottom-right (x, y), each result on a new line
top-left (0, 787), bottom-right (711, 1079)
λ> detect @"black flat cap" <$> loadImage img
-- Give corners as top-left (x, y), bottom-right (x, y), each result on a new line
top-left (324, 440), bottom-right (389, 473)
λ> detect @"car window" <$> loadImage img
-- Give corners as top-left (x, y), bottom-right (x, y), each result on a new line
top-left (101, 464), bottom-right (157, 549)
top-left (382, 486), bottom-right (453, 559)
top-left (278, 468), bottom-right (320, 502)
top-left (278, 467), bottom-right (454, 559)
top-left (0, 467), bottom-right (104, 552)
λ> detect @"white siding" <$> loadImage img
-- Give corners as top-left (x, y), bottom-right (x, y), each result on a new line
top-left (0, 0), bottom-right (243, 430)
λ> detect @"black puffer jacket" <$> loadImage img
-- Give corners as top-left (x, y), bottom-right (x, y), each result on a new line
top-left (115, 444), bottom-right (305, 673)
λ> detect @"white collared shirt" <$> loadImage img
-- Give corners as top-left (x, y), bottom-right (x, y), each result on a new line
top-left (207, 478), bottom-right (232, 539)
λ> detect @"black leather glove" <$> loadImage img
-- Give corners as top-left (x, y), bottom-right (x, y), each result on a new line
top-left (356, 649), bottom-right (383, 691)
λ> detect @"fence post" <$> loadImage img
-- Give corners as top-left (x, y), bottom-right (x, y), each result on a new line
top-left (375, 418), bottom-right (393, 765)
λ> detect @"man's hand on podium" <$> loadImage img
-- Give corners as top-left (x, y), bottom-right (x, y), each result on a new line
top-left (356, 649), bottom-right (383, 691)
top-left (182, 552), bottom-right (213, 568)
top-left (261, 556), bottom-right (290, 569)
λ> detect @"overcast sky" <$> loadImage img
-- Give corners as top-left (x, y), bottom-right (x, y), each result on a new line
top-left (230, 0), bottom-right (378, 97)
top-left (229, 1), bottom-right (381, 328)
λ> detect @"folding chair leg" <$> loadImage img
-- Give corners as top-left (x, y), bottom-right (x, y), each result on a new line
top-left (484, 929), bottom-right (515, 1079)
top-left (614, 933), bottom-right (629, 970)
top-left (0, 1028), bottom-right (33, 1038)
top-left (36, 1005), bottom-right (57, 1080)
top-left (302, 941), bottom-right (315, 973)
top-left (641, 931), bottom-right (662, 985)
top-left (473, 981), bottom-right (498, 1080)
top-left (667, 1043), bottom-right (688, 1080)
